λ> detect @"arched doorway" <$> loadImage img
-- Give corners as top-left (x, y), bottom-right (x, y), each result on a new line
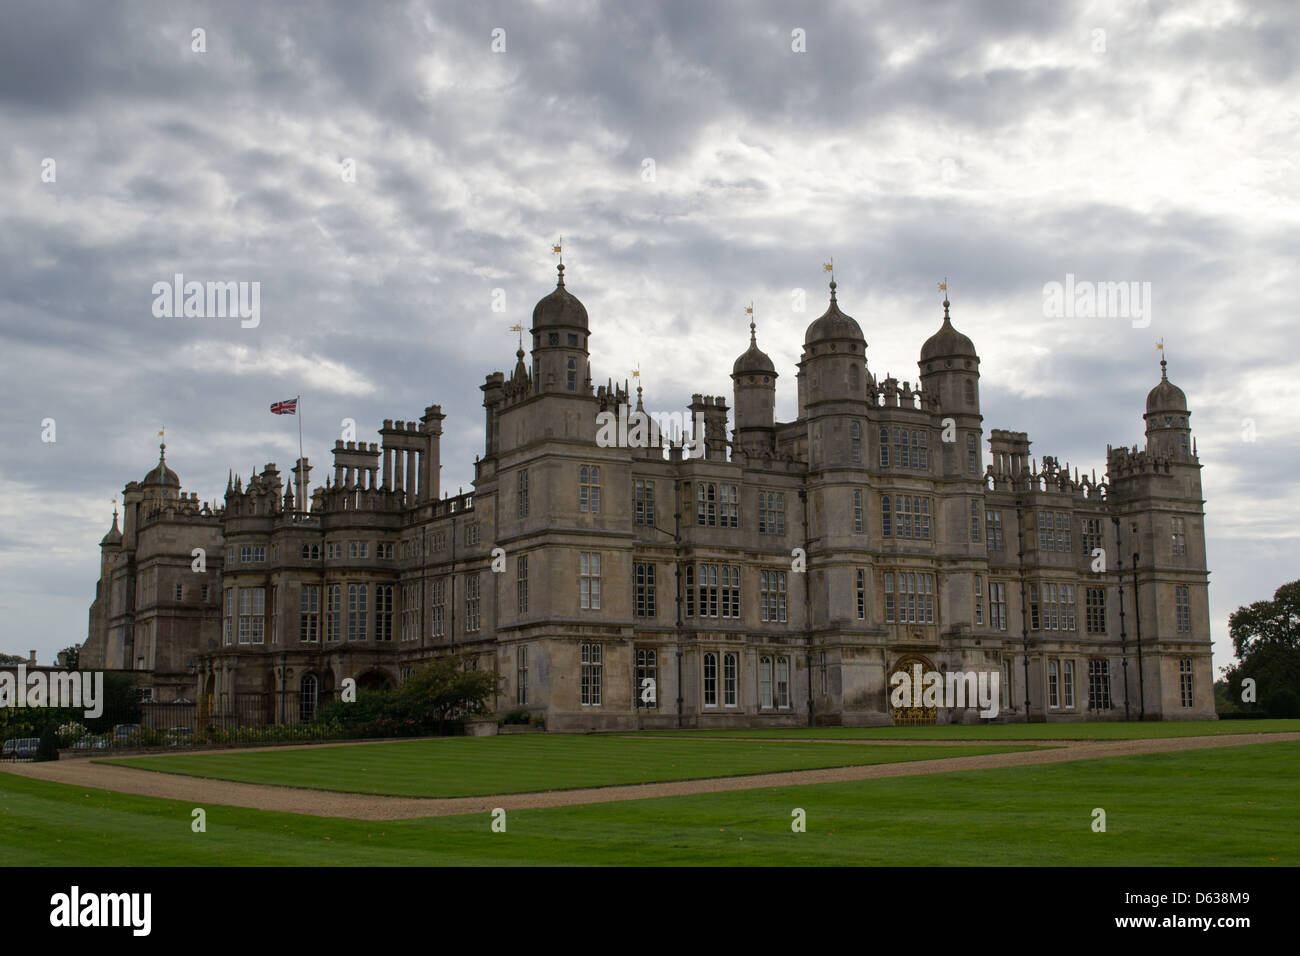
top-left (356, 669), bottom-right (393, 692)
top-left (889, 654), bottom-right (938, 725)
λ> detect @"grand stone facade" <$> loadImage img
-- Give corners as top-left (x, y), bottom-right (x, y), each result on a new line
top-left (83, 266), bottom-right (1215, 729)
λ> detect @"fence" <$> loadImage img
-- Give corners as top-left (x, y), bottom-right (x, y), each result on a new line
top-left (3, 690), bottom-right (477, 758)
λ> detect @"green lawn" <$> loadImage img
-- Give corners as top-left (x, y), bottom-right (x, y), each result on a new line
top-left (103, 736), bottom-right (1035, 797)
top-left (623, 718), bottom-right (1300, 741)
top-left (3, 742), bottom-right (1296, 865)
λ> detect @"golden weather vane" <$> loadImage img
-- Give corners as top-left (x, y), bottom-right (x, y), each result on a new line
top-left (823, 258), bottom-right (834, 281)
top-left (509, 323), bottom-right (524, 348)
top-left (552, 237), bottom-right (563, 264)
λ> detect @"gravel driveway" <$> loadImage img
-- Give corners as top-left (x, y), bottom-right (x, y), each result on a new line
top-left (3, 732), bottom-right (1296, 822)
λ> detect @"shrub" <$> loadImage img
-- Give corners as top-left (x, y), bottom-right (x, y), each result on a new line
top-left (57, 721), bottom-right (87, 747)
top-left (35, 723), bottom-right (60, 761)
top-left (1266, 687), bottom-right (1300, 718)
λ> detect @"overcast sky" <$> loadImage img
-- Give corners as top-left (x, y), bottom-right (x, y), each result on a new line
top-left (2, 0), bottom-right (1296, 672)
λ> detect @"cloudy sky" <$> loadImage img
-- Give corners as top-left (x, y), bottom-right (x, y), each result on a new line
top-left (2, 0), bottom-right (1296, 671)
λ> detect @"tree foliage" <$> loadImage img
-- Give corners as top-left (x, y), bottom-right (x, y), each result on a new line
top-left (1228, 580), bottom-right (1300, 657)
top-left (1224, 580), bottom-right (1300, 710)
top-left (315, 657), bottom-right (501, 735)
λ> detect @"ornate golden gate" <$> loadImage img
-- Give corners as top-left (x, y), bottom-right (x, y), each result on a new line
top-left (890, 654), bottom-right (938, 725)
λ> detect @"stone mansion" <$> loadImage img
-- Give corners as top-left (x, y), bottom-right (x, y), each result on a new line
top-left (82, 265), bottom-right (1215, 729)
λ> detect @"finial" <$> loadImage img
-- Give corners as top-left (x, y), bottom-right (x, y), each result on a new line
top-left (552, 236), bottom-right (564, 281)
top-left (745, 302), bottom-right (756, 343)
top-left (556, 262), bottom-right (565, 287)
top-left (823, 258), bottom-right (835, 298)
top-left (510, 323), bottom-right (523, 349)
top-left (1157, 339), bottom-right (1167, 379)
top-left (939, 278), bottom-right (950, 319)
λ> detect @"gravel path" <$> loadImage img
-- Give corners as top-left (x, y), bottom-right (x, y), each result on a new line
top-left (3, 732), bottom-right (1296, 822)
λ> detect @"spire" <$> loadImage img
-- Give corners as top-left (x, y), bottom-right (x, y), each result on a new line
top-left (226, 470), bottom-right (233, 494)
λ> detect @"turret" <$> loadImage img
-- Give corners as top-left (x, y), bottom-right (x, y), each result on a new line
top-left (918, 294), bottom-right (982, 478)
top-left (731, 319), bottom-right (778, 456)
top-left (530, 263), bottom-right (590, 395)
top-left (1143, 355), bottom-right (1192, 462)
top-left (800, 279), bottom-right (870, 469)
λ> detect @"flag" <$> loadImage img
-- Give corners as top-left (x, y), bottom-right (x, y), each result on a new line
top-left (823, 262), bottom-right (833, 272)
top-left (270, 398), bottom-right (297, 415)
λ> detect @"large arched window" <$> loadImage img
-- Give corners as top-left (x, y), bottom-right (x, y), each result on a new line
top-left (964, 379), bottom-right (976, 406)
top-left (850, 421), bottom-right (861, 462)
top-left (299, 673), bottom-right (318, 723)
top-left (567, 357), bottom-right (577, 391)
top-left (703, 652), bottom-right (718, 707)
top-left (723, 653), bottom-right (738, 707)
top-left (849, 364), bottom-right (861, 394)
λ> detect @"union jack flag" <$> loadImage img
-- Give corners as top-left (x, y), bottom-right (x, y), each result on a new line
top-left (270, 398), bottom-right (297, 415)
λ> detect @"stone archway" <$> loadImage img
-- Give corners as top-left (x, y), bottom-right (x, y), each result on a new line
top-left (889, 654), bottom-right (938, 725)
top-left (356, 669), bottom-right (393, 692)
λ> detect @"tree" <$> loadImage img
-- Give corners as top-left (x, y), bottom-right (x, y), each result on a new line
top-left (57, 644), bottom-right (81, 669)
top-left (0, 653), bottom-right (28, 665)
top-left (395, 657), bottom-right (501, 734)
top-left (1224, 580), bottom-right (1300, 710)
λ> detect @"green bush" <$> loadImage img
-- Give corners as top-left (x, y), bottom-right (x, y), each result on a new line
top-left (35, 723), bottom-right (60, 761)
top-left (1266, 687), bottom-right (1300, 718)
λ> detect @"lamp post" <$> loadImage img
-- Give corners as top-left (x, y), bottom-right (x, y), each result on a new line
top-left (1015, 498), bottom-right (1031, 723)
top-left (1112, 516), bottom-right (1131, 720)
top-left (1131, 521), bottom-right (1146, 721)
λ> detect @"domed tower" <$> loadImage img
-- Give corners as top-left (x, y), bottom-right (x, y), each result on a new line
top-left (1144, 355), bottom-right (1192, 461)
top-left (918, 294), bottom-right (982, 478)
top-left (731, 318), bottom-right (778, 456)
top-left (141, 442), bottom-right (181, 500)
top-left (800, 279), bottom-right (870, 469)
top-left (530, 263), bottom-right (590, 395)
